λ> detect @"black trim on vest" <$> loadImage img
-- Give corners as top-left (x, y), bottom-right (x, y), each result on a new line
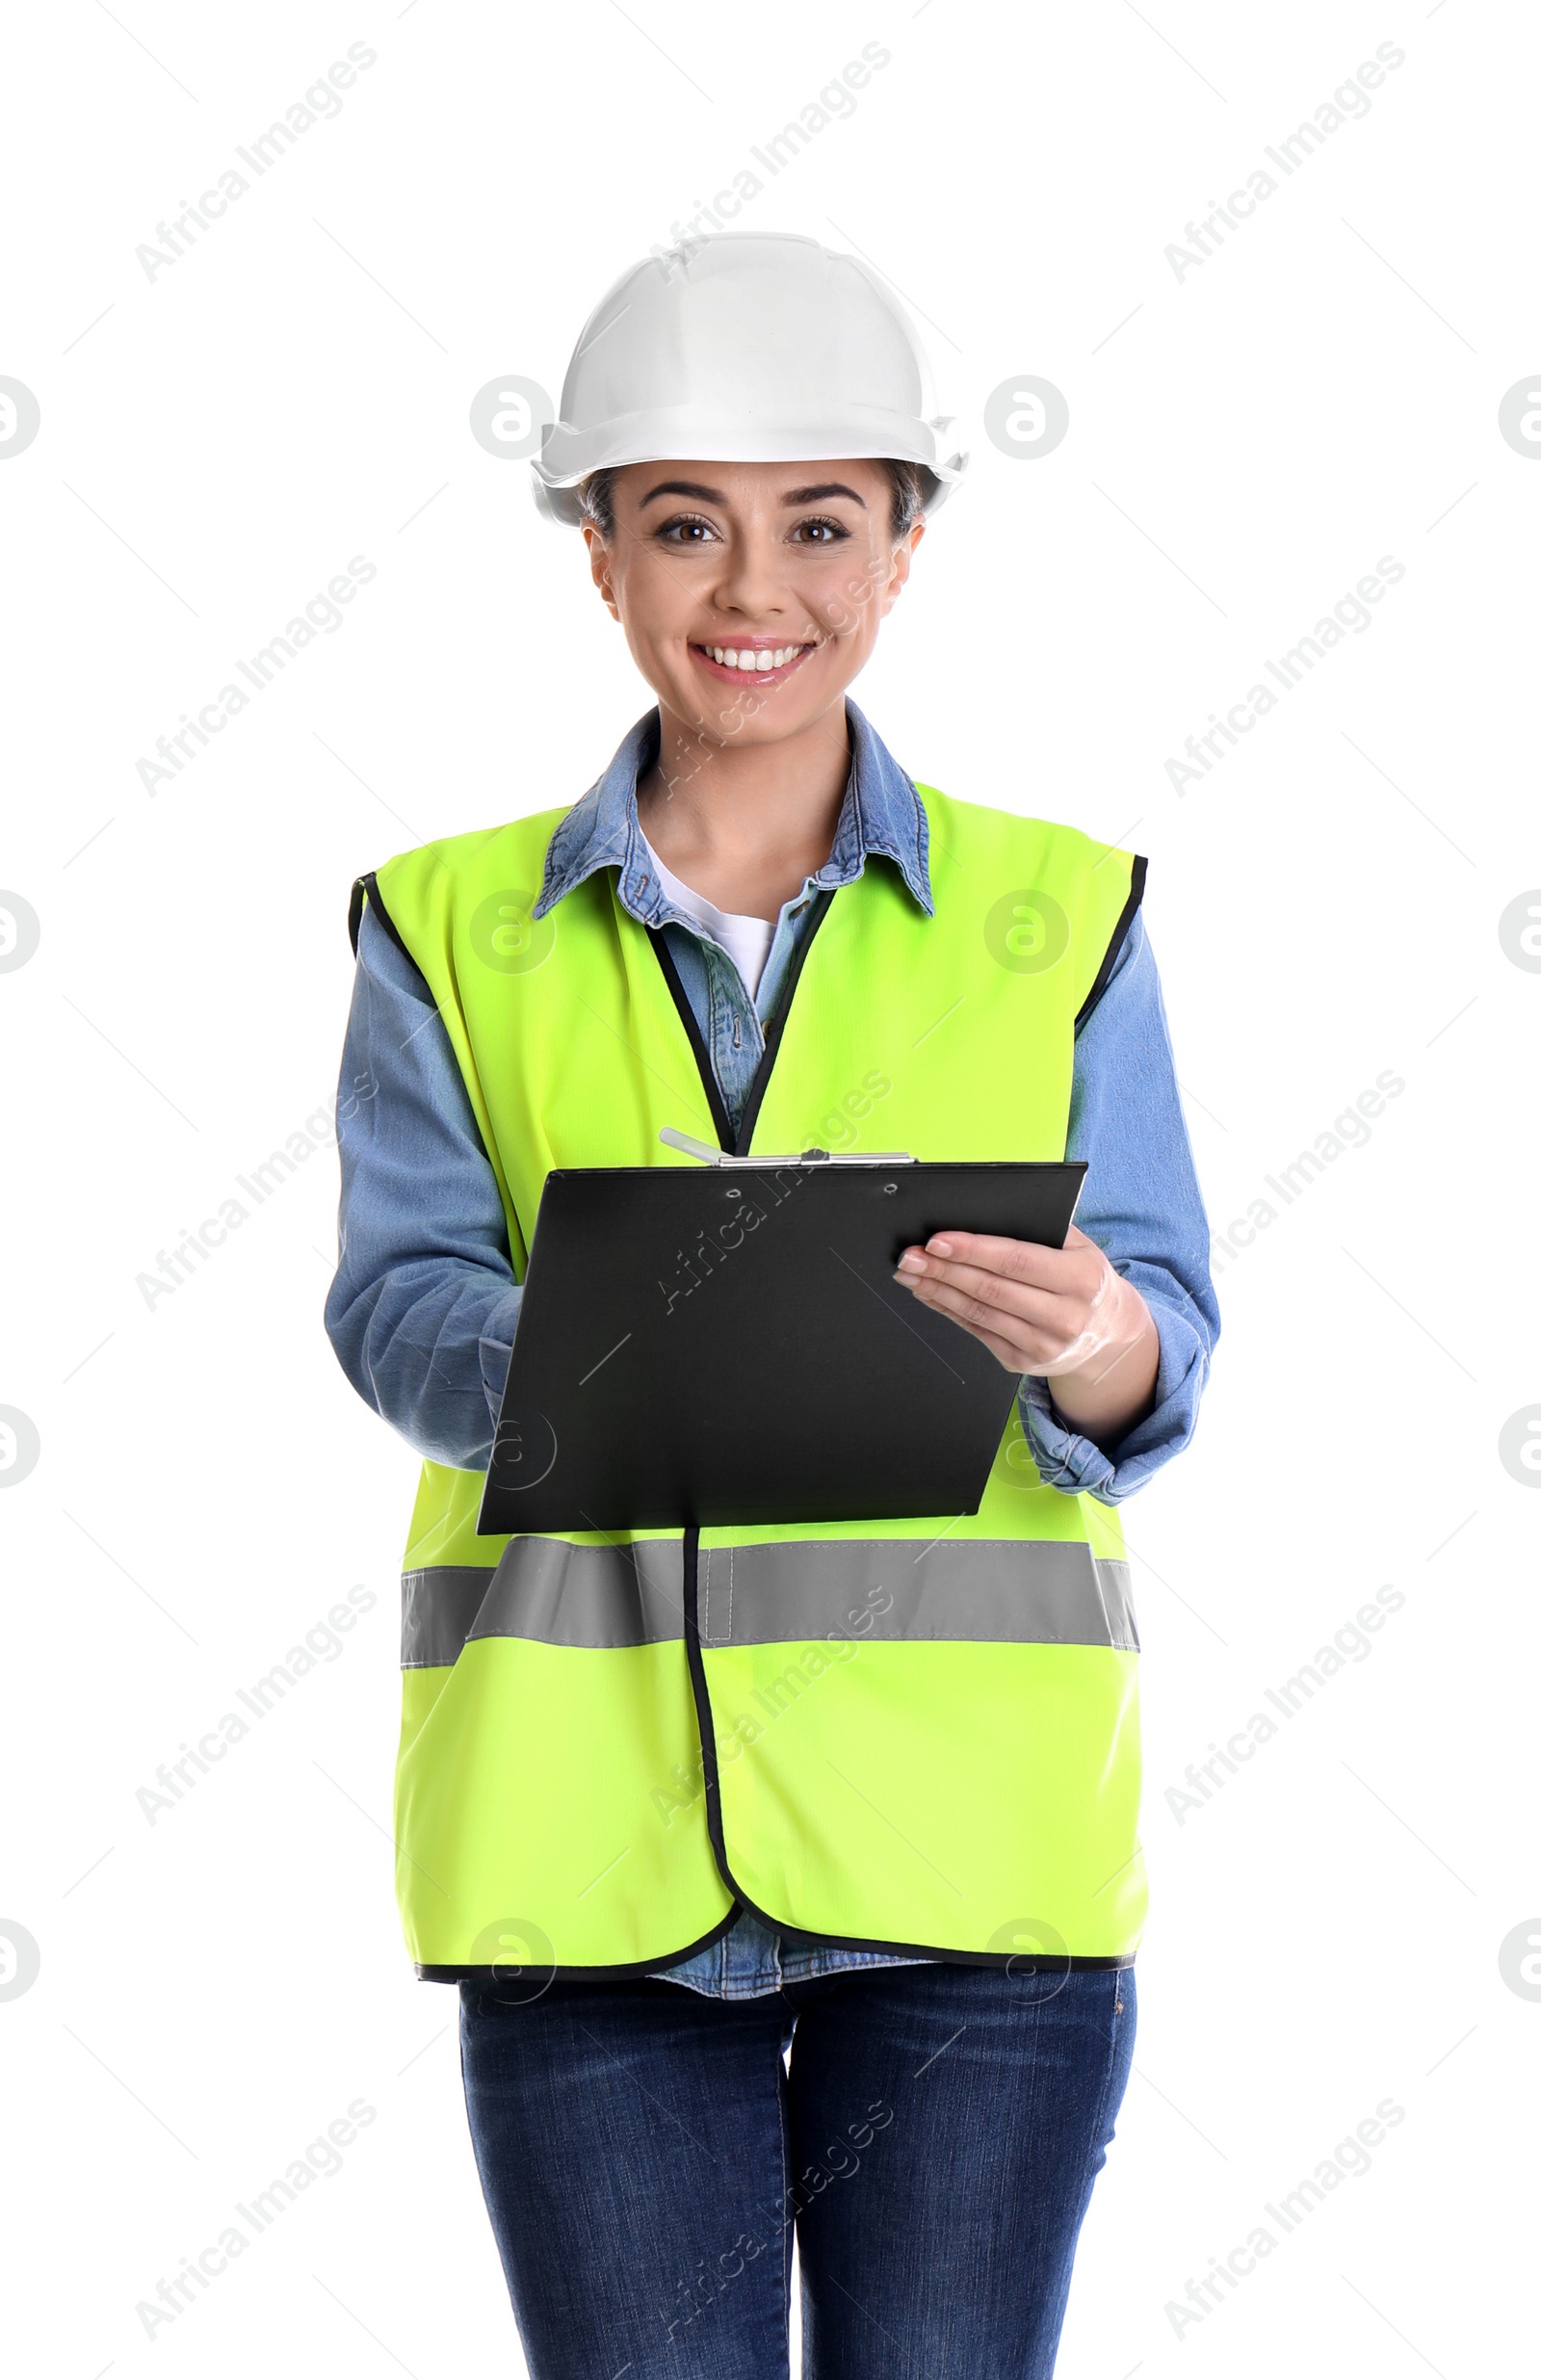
top-left (348, 868), bottom-right (505, 1192)
top-left (348, 868), bottom-right (417, 970)
top-left (1075, 852), bottom-right (1147, 1033)
top-left (681, 1523), bottom-right (735, 1869)
top-left (733, 887), bottom-right (836, 1156)
top-left (675, 1526), bottom-right (1134, 1977)
top-left (644, 928), bottom-right (737, 1152)
top-left (645, 887), bottom-right (838, 1157)
top-left (414, 1902), bottom-right (744, 1987)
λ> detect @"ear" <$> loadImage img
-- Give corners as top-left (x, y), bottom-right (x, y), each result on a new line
top-left (879, 520), bottom-right (926, 616)
top-left (582, 521), bottom-right (621, 623)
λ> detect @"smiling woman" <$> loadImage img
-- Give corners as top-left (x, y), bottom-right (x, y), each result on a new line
top-left (326, 228), bottom-right (1219, 2378)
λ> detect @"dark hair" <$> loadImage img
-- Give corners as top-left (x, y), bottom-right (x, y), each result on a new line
top-left (577, 458), bottom-right (926, 542)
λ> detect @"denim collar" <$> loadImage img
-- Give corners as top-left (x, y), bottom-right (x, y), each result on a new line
top-left (532, 697), bottom-right (934, 927)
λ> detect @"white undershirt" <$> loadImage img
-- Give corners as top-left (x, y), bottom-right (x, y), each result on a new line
top-left (639, 833), bottom-right (777, 1002)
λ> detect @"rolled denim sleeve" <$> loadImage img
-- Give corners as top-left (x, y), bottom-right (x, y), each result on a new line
top-left (1016, 906), bottom-right (1219, 1504)
top-left (324, 902), bottom-right (523, 1470)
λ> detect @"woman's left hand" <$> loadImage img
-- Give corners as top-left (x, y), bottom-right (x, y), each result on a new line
top-left (892, 1223), bottom-right (1161, 1444)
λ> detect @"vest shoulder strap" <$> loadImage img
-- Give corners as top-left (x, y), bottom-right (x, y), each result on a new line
top-left (351, 807), bottom-right (572, 960)
top-left (913, 783), bottom-right (1146, 1023)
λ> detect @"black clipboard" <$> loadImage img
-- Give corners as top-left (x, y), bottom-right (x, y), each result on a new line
top-left (477, 1132), bottom-right (1085, 1535)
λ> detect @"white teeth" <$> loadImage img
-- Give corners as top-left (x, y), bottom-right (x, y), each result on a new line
top-left (703, 643), bottom-right (807, 669)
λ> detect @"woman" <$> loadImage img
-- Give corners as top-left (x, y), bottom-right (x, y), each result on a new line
top-left (326, 231), bottom-right (1218, 2378)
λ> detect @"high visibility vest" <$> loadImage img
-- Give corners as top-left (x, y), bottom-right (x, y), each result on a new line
top-left (350, 782), bottom-right (1149, 1980)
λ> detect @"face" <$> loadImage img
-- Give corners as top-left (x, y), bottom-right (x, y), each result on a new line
top-left (583, 458), bottom-right (924, 751)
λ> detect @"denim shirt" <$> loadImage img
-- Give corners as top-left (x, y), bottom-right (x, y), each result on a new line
top-left (326, 699), bottom-right (1219, 1998)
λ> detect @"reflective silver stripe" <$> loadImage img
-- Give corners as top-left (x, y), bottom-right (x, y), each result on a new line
top-left (700, 1540), bottom-right (1137, 1652)
top-left (402, 1538), bottom-right (688, 1665)
top-left (402, 1539), bottom-right (1136, 1666)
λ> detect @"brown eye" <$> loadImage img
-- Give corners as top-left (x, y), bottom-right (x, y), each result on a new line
top-left (656, 512), bottom-right (719, 544)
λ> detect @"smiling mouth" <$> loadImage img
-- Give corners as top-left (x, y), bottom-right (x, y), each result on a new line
top-left (691, 640), bottom-right (818, 684)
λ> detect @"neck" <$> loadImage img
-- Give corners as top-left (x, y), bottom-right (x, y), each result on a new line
top-left (635, 698), bottom-right (852, 922)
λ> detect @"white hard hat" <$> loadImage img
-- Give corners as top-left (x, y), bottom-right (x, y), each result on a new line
top-left (531, 230), bottom-right (967, 526)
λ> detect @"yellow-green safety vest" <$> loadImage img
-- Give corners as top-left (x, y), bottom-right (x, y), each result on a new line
top-left (349, 780), bottom-right (1148, 1981)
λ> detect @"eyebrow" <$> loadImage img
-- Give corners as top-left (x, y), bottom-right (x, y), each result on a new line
top-left (637, 480), bottom-right (726, 508)
top-left (637, 478), bottom-right (869, 510)
top-left (782, 483), bottom-right (867, 509)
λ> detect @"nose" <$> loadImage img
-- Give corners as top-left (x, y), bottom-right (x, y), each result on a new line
top-left (702, 526), bottom-right (795, 628)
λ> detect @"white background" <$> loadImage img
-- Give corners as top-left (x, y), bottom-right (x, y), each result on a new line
top-left (3, 1), bottom-right (1537, 2372)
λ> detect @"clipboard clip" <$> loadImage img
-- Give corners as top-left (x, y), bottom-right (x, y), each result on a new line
top-left (659, 1126), bottom-right (916, 1167)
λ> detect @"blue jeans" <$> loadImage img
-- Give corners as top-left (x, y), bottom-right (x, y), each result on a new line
top-left (458, 1958), bottom-right (1136, 2378)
